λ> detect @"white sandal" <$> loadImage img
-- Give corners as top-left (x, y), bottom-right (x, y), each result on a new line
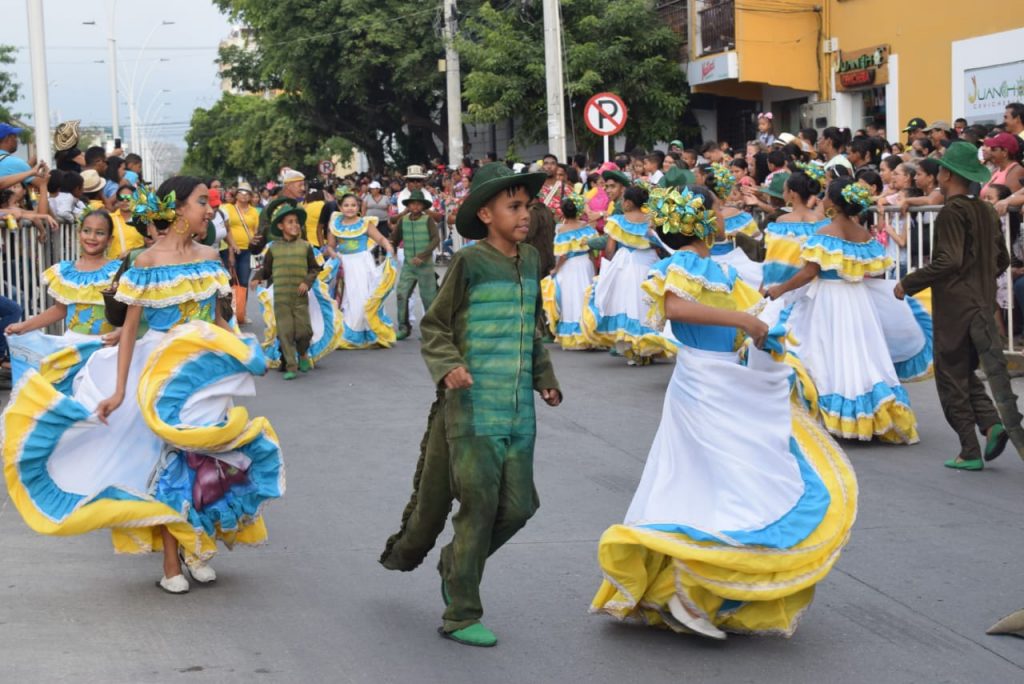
top-left (179, 549), bottom-right (217, 584)
top-left (667, 595), bottom-right (727, 640)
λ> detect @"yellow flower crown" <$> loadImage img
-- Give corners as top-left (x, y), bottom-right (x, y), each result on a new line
top-left (643, 187), bottom-right (717, 246)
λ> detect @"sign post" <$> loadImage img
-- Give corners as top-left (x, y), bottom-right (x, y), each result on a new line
top-left (584, 92), bottom-right (628, 162)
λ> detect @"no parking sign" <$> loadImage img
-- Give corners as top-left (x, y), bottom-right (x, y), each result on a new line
top-left (584, 92), bottom-right (628, 137)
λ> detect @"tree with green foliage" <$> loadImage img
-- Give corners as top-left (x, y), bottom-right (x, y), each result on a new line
top-left (459, 0), bottom-right (688, 155)
top-left (214, 0), bottom-right (454, 170)
top-left (181, 92), bottom-right (352, 181)
top-left (0, 45), bottom-right (22, 123)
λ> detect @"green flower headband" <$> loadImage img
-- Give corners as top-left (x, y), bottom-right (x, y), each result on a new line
top-left (794, 161), bottom-right (825, 184)
top-left (132, 188), bottom-right (177, 225)
top-left (565, 191), bottom-right (586, 218)
top-left (644, 187), bottom-right (718, 246)
top-left (841, 181), bottom-right (872, 210)
top-left (710, 163), bottom-right (736, 200)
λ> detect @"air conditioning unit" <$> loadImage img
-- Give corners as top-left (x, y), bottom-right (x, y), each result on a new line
top-left (800, 101), bottom-right (834, 131)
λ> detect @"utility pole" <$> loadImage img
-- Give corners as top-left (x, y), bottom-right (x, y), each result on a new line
top-left (443, 0), bottom-right (463, 168)
top-left (542, 0), bottom-right (567, 161)
top-left (107, 1), bottom-right (120, 142)
top-left (26, 0), bottom-right (52, 164)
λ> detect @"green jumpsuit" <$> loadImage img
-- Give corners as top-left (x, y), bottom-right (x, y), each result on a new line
top-left (380, 241), bottom-right (560, 633)
top-left (262, 238), bottom-right (320, 372)
top-left (392, 215), bottom-right (440, 335)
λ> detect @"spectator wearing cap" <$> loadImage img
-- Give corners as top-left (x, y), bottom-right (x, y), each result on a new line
top-left (925, 121), bottom-right (953, 154)
top-left (0, 124), bottom-right (51, 221)
top-left (392, 165), bottom-right (437, 225)
top-left (80, 169), bottom-right (106, 210)
top-left (362, 180), bottom-right (390, 228)
top-left (982, 132), bottom-right (1023, 194)
top-left (83, 146), bottom-right (117, 210)
top-left (1005, 103), bottom-right (1024, 145)
top-left (903, 117), bottom-right (928, 143)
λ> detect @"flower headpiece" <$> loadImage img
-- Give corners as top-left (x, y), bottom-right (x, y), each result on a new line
top-left (709, 163), bottom-right (735, 200)
top-left (841, 181), bottom-right (872, 210)
top-left (794, 161), bottom-right (825, 184)
top-left (643, 187), bottom-right (717, 246)
top-left (632, 178), bottom-right (653, 194)
top-left (132, 187), bottom-right (177, 225)
top-left (564, 191), bottom-right (586, 218)
top-left (757, 112), bottom-right (773, 121)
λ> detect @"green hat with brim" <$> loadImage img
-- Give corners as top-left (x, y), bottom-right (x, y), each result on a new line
top-left (402, 189), bottom-right (432, 209)
top-left (455, 162), bottom-right (546, 240)
top-left (669, 139), bottom-right (684, 148)
top-left (937, 141), bottom-right (991, 184)
top-left (601, 169), bottom-right (631, 187)
top-left (760, 172), bottom-right (791, 199)
top-left (269, 204), bottom-right (308, 239)
top-left (659, 166), bottom-right (695, 190)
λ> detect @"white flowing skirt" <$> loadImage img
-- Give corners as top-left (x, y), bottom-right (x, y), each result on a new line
top-left (712, 246), bottom-right (764, 291)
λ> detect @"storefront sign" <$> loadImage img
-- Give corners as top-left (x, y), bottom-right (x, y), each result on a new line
top-left (835, 45), bottom-right (889, 92)
top-left (686, 52), bottom-right (738, 86)
top-left (965, 60), bottom-right (1024, 122)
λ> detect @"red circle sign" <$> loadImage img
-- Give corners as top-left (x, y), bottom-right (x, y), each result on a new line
top-left (584, 92), bottom-right (628, 137)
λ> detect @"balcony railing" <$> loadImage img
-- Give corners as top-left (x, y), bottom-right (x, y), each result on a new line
top-left (696, 0), bottom-right (735, 56)
top-left (656, 0), bottom-right (689, 59)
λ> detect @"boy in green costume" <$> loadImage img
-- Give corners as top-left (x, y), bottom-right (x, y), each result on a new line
top-left (250, 204), bottom-right (320, 380)
top-left (380, 163), bottom-right (562, 647)
top-left (391, 190), bottom-right (440, 340)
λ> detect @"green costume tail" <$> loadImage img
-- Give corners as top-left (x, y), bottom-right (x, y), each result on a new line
top-left (379, 393), bottom-right (454, 571)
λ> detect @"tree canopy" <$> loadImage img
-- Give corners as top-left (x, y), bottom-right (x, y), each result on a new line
top-left (0, 45), bottom-right (21, 123)
top-left (181, 92), bottom-right (351, 181)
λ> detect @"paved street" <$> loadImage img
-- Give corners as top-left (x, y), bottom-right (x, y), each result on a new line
top-left (4, 325), bottom-right (1024, 683)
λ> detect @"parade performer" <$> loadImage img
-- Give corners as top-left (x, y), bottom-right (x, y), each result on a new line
top-left (325, 193), bottom-right (397, 349)
top-left (6, 209), bottom-right (121, 380)
top-left (582, 183), bottom-right (672, 365)
top-left (250, 204), bottom-right (324, 379)
top-left (896, 141), bottom-right (1024, 469)
top-left (391, 190), bottom-right (439, 341)
top-left (541, 193), bottom-right (599, 350)
top-left (2, 176), bottom-right (284, 594)
top-left (765, 179), bottom-right (931, 443)
top-left (706, 163), bottom-right (764, 289)
top-left (591, 186), bottom-right (857, 639)
top-left (761, 165), bottom-right (830, 289)
top-left (379, 163), bottom-right (562, 648)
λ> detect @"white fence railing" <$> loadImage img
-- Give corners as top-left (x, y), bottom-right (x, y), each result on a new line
top-left (1, 219), bottom-right (79, 321)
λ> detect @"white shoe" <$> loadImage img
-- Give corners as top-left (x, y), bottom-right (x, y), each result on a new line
top-left (179, 549), bottom-right (217, 583)
top-left (157, 574), bottom-right (190, 594)
top-left (667, 595), bottom-right (726, 640)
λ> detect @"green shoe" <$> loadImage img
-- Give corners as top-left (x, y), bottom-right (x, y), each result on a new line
top-left (283, 371), bottom-right (297, 381)
top-left (985, 423), bottom-right (1009, 462)
top-left (944, 457), bottom-right (983, 471)
top-left (441, 578), bottom-right (451, 607)
top-left (396, 329), bottom-right (410, 341)
top-left (298, 357), bottom-right (313, 373)
top-left (439, 623), bottom-right (497, 648)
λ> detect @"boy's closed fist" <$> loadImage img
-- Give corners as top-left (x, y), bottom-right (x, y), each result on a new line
top-left (443, 367), bottom-right (474, 389)
top-left (540, 388), bottom-right (562, 407)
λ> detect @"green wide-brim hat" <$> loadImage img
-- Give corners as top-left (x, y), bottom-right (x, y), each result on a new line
top-left (601, 169), bottom-right (631, 187)
top-left (938, 141), bottom-right (991, 184)
top-left (269, 204), bottom-right (308, 239)
top-left (455, 163), bottom-right (546, 239)
top-left (761, 172), bottom-right (791, 199)
top-left (659, 166), bottom-right (695, 190)
top-left (402, 189), bottom-right (432, 208)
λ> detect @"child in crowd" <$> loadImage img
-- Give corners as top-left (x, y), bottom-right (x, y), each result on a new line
top-left (380, 162), bottom-right (561, 648)
top-left (391, 190), bottom-right (439, 340)
top-left (897, 141), bottom-right (1024, 470)
top-left (251, 204), bottom-right (321, 380)
top-left (756, 112), bottom-right (775, 147)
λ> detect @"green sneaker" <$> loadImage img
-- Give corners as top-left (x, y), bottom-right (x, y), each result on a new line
top-left (944, 457), bottom-right (983, 471)
top-left (298, 357), bottom-right (313, 373)
top-left (396, 329), bottom-right (411, 341)
top-left (439, 622), bottom-right (497, 648)
top-left (985, 423), bottom-right (1009, 462)
top-left (283, 371), bottom-right (297, 381)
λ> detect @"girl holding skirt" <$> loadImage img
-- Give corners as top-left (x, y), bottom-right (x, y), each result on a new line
top-left (591, 186), bottom-right (857, 639)
top-left (541, 193), bottom-right (598, 350)
top-left (324, 194), bottom-right (397, 349)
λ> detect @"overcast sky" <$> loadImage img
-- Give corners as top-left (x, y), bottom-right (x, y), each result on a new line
top-left (7, 0), bottom-right (231, 146)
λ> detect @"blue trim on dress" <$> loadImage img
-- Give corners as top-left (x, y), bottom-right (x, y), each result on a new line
top-left (762, 263), bottom-right (800, 287)
top-left (650, 250), bottom-right (737, 292)
top-left (818, 381), bottom-right (912, 420)
top-left (642, 437), bottom-right (830, 549)
top-left (724, 212), bottom-right (755, 233)
top-left (893, 294), bottom-right (933, 381)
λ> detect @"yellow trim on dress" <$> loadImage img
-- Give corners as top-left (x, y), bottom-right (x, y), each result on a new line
top-left (42, 264), bottom-right (114, 306)
top-left (800, 242), bottom-right (892, 282)
top-left (604, 218), bottom-right (651, 250)
top-left (725, 215), bottom-right (760, 238)
top-left (115, 271), bottom-right (231, 308)
top-left (540, 275), bottom-right (559, 337)
top-left (554, 233), bottom-right (595, 257)
top-left (820, 396), bottom-right (919, 444)
top-left (337, 256), bottom-right (397, 349)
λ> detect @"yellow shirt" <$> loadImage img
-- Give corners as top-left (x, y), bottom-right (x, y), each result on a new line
top-left (224, 204), bottom-right (259, 250)
top-left (107, 211), bottom-right (145, 259)
top-left (304, 200), bottom-right (325, 247)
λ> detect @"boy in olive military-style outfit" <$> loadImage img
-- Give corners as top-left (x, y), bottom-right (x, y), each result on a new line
top-left (380, 163), bottom-right (562, 648)
top-left (251, 204), bottom-right (321, 380)
top-left (391, 190), bottom-right (440, 339)
top-left (897, 141), bottom-right (1024, 470)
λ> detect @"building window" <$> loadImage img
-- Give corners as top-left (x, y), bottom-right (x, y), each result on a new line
top-left (696, 0), bottom-right (735, 56)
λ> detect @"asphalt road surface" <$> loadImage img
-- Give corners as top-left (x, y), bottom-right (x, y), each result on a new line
top-left (3, 328), bottom-right (1024, 683)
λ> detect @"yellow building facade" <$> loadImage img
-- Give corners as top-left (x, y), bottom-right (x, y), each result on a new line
top-left (678, 0), bottom-right (1024, 144)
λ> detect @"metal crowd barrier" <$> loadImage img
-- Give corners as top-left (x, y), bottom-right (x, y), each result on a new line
top-left (1, 219), bottom-right (78, 321)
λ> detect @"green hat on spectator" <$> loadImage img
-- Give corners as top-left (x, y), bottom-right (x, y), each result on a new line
top-left (760, 172), bottom-right (791, 199)
top-left (601, 169), bottom-right (632, 187)
top-left (658, 166), bottom-right (695, 190)
top-left (937, 141), bottom-right (991, 184)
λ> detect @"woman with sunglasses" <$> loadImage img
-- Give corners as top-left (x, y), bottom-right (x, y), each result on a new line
top-left (106, 184), bottom-right (145, 259)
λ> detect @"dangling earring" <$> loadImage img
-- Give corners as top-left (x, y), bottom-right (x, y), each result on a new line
top-left (175, 217), bottom-right (190, 235)
top-left (825, 207), bottom-right (836, 219)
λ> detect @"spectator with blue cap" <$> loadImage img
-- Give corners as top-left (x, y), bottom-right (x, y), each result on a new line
top-left (0, 122), bottom-right (50, 219)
